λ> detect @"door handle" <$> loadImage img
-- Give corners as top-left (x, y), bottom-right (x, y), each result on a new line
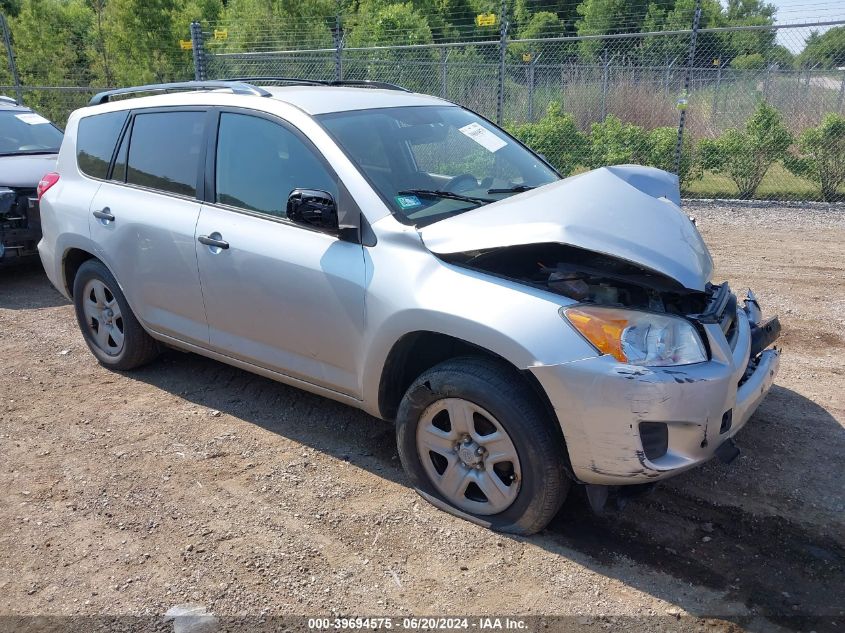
top-left (92, 208), bottom-right (115, 222)
top-left (198, 234), bottom-right (229, 249)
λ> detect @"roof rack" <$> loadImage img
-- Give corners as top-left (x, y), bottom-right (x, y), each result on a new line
top-left (88, 81), bottom-right (272, 106)
top-left (226, 77), bottom-right (411, 92)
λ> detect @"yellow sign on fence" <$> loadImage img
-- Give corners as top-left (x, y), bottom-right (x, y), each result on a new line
top-left (214, 28), bottom-right (228, 41)
top-left (179, 39), bottom-right (193, 50)
top-left (475, 13), bottom-right (497, 27)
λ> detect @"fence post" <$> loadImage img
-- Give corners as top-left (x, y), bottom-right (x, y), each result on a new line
top-left (527, 54), bottom-right (541, 122)
top-left (496, 0), bottom-right (508, 125)
top-left (600, 49), bottom-right (610, 122)
top-left (190, 21), bottom-right (206, 81)
top-left (763, 63), bottom-right (772, 100)
top-left (674, 0), bottom-right (702, 178)
top-left (333, 5), bottom-right (343, 82)
top-left (1, 13), bottom-right (23, 105)
top-left (838, 68), bottom-right (845, 114)
top-left (712, 60), bottom-right (723, 118)
top-left (440, 47), bottom-right (448, 99)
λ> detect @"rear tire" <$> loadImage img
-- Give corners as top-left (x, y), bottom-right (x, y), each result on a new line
top-left (396, 357), bottom-right (569, 535)
top-left (72, 259), bottom-right (159, 370)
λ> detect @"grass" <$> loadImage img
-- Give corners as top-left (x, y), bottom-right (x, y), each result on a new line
top-left (684, 163), bottom-right (842, 202)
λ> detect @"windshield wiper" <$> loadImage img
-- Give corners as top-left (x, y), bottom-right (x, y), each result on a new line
top-left (487, 184), bottom-right (535, 194)
top-left (398, 189), bottom-right (494, 205)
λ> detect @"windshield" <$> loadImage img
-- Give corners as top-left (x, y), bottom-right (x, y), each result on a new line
top-left (317, 106), bottom-right (559, 226)
top-left (0, 110), bottom-right (63, 156)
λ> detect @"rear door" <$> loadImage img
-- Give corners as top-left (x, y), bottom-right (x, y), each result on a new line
top-left (87, 108), bottom-right (209, 345)
top-left (194, 109), bottom-right (366, 397)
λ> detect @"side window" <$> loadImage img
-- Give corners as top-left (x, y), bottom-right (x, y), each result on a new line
top-left (215, 112), bottom-right (337, 218)
top-left (76, 111), bottom-right (128, 179)
top-left (126, 111), bottom-right (204, 197)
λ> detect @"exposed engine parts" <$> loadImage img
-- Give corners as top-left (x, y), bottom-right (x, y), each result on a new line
top-left (444, 242), bottom-right (710, 315)
top-left (0, 186), bottom-right (40, 262)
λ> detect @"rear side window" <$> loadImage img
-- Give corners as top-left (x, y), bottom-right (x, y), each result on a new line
top-left (76, 111), bottom-right (127, 179)
top-left (126, 111), bottom-right (204, 197)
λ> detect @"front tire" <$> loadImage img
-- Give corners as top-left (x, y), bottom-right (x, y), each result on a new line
top-left (396, 357), bottom-right (570, 535)
top-left (72, 259), bottom-right (159, 370)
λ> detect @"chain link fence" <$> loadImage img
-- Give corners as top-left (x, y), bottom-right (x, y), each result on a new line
top-left (2, 6), bottom-right (844, 203)
top-left (203, 16), bottom-right (845, 204)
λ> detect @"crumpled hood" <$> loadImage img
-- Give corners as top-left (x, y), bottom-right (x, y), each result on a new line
top-left (418, 165), bottom-right (713, 291)
top-left (0, 153), bottom-right (58, 188)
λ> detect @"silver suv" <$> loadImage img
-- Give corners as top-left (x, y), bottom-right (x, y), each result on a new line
top-left (38, 79), bottom-right (780, 534)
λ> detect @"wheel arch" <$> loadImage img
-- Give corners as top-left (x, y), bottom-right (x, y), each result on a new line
top-left (62, 247), bottom-right (97, 298)
top-left (377, 331), bottom-right (558, 429)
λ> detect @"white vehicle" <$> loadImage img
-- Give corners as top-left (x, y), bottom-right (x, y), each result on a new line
top-left (37, 80), bottom-right (780, 534)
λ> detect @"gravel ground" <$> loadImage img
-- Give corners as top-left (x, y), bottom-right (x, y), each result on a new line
top-left (0, 203), bottom-right (843, 633)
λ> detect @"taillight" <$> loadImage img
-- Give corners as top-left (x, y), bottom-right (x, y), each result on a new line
top-left (37, 172), bottom-right (60, 200)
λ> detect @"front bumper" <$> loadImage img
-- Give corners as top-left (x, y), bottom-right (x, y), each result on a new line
top-left (531, 291), bottom-right (780, 485)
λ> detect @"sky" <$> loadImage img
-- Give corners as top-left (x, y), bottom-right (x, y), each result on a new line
top-left (766, 0), bottom-right (844, 52)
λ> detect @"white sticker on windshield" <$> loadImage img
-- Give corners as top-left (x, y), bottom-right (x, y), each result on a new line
top-left (458, 122), bottom-right (507, 153)
top-left (15, 113), bottom-right (50, 125)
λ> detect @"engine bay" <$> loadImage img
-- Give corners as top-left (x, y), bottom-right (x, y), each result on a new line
top-left (443, 242), bottom-right (710, 316)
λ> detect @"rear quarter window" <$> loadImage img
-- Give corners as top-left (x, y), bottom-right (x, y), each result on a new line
top-left (76, 111), bottom-right (128, 179)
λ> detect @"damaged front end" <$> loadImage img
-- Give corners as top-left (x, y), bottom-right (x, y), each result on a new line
top-left (442, 237), bottom-right (780, 496)
top-left (418, 165), bottom-right (780, 505)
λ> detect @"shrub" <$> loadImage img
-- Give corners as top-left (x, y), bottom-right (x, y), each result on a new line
top-left (698, 102), bottom-right (792, 198)
top-left (587, 115), bottom-right (649, 169)
top-left (730, 53), bottom-right (766, 70)
top-left (508, 102), bottom-right (588, 176)
top-left (784, 113), bottom-right (845, 202)
top-left (644, 126), bottom-right (701, 187)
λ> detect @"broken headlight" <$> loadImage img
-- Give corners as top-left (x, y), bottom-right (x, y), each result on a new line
top-left (562, 306), bottom-right (707, 366)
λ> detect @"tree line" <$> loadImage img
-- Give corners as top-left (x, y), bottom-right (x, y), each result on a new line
top-left (0, 0), bottom-right (843, 89)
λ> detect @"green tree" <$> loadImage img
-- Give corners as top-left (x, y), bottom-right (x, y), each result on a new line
top-left (347, 1), bottom-right (433, 48)
top-left (640, 0), bottom-right (726, 65)
top-left (587, 115), bottom-right (649, 168)
top-left (510, 11), bottom-right (568, 63)
top-left (10, 0), bottom-right (94, 121)
top-left (785, 114), bottom-right (845, 202)
top-left (100, 0), bottom-right (222, 85)
top-left (644, 126), bottom-right (700, 186)
top-left (220, 0), bottom-right (332, 55)
top-left (767, 44), bottom-right (794, 68)
top-left (575, 0), bottom-right (649, 60)
top-left (507, 101), bottom-right (588, 176)
top-left (699, 102), bottom-right (792, 198)
top-left (730, 52), bottom-right (766, 69)
top-left (1, 0), bottom-right (21, 17)
top-left (797, 26), bottom-right (845, 69)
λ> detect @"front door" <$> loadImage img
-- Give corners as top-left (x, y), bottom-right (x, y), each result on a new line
top-left (194, 111), bottom-right (366, 397)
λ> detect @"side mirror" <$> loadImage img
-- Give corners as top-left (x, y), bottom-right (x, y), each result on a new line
top-left (287, 189), bottom-right (339, 233)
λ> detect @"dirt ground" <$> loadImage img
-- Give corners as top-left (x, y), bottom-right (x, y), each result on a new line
top-left (1, 203), bottom-right (843, 633)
